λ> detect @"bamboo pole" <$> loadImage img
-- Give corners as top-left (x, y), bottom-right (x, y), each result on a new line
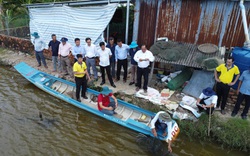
top-left (208, 107), bottom-right (212, 136)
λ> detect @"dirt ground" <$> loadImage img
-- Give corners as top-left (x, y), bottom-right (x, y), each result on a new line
top-left (0, 49), bottom-right (248, 121)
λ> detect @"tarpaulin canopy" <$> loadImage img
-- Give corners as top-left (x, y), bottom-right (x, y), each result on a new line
top-left (28, 4), bottom-right (118, 46)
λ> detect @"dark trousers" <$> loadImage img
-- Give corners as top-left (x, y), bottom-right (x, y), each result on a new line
top-left (110, 61), bottom-right (116, 78)
top-left (35, 51), bottom-right (47, 66)
top-left (216, 82), bottom-right (230, 110)
top-left (100, 65), bottom-right (114, 85)
top-left (232, 92), bottom-right (250, 117)
top-left (75, 75), bottom-right (87, 100)
top-left (137, 66), bottom-right (149, 90)
top-left (198, 99), bottom-right (215, 114)
top-left (116, 58), bottom-right (128, 81)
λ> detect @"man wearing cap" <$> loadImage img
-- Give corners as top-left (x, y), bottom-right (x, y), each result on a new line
top-left (31, 32), bottom-right (48, 68)
top-left (231, 69), bottom-right (250, 119)
top-left (134, 45), bottom-right (155, 93)
top-left (48, 34), bottom-right (60, 72)
top-left (150, 111), bottom-right (173, 153)
top-left (97, 86), bottom-right (119, 115)
top-left (115, 39), bottom-right (130, 83)
top-left (72, 38), bottom-right (85, 63)
top-left (106, 37), bottom-right (116, 79)
top-left (97, 42), bottom-right (116, 88)
top-left (58, 37), bottom-right (73, 77)
top-left (73, 54), bottom-right (90, 102)
top-left (214, 56), bottom-right (240, 114)
top-left (196, 87), bottom-right (218, 114)
top-left (84, 37), bottom-right (98, 81)
top-left (129, 41), bottom-right (140, 86)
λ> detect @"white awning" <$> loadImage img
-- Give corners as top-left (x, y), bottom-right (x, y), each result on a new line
top-left (28, 4), bottom-right (118, 46)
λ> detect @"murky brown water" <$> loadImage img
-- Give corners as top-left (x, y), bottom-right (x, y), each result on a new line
top-left (0, 65), bottom-right (248, 156)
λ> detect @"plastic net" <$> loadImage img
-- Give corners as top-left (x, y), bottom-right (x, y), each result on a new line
top-left (201, 57), bottom-right (224, 71)
top-left (150, 41), bottom-right (188, 61)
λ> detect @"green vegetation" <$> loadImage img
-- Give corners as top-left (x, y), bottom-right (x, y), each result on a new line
top-left (0, 0), bottom-right (69, 29)
top-left (179, 114), bottom-right (250, 152)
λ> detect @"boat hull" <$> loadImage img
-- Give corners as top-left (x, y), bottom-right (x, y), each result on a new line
top-left (14, 62), bottom-right (179, 142)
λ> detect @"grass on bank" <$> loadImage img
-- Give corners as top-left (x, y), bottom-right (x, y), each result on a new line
top-left (179, 114), bottom-right (250, 152)
top-left (88, 76), bottom-right (250, 152)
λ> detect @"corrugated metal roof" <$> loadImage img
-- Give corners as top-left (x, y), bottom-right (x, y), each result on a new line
top-left (154, 42), bottom-right (221, 68)
top-left (29, 4), bottom-right (118, 46)
top-left (137, 0), bottom-right (250, 49)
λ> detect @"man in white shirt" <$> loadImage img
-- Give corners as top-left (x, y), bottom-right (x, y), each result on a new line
top-left (97, 42), bottom-right (116, 88)
top-left (84, 37), bottom-right (98, 81)
top-left (196, 87), bottom-right (218, 114)
top-left (58, 37), bottom-right (73, 77)
top-left (72, 38), bottom-right (85, 63)
top-left (31, 32), bottom-right (48, 68)
top-left (150, 111), bottom-right (174, 153)
top-left (115, 39), bottom-right (130, 83)
top-left (134, 45), bottom-right (155, 93)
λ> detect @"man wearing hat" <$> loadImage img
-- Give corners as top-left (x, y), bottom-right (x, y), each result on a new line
top-left (73, 54), bottom-right (90, 102)
top-left (129, 41), bottom-right (140, 86)
top-left (196, 87), bottom-right (218, 114)
top-left (97, 86), bottom-right (119, 115)
top-left (58, 37), bottom-right (73, 77)
top-left (231, 69), bottom-right (250, 119)
top-left (31, 32), bottom-right (48, 68)
top-left (150, 111), bottom-right (173, 153)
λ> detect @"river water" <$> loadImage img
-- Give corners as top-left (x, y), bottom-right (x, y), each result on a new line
top-left (0, 65), bottom-right (248, 156)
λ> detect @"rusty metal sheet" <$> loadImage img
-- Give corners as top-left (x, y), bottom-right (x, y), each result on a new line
top-left (137, 0), bottom-right (158, 47)
top-left (137, 0), bottom-right (250, 48)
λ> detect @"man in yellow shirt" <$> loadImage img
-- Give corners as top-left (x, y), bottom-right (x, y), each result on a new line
top-left (73, 54), bottom-right (90, 102)
top-left (214, 56), bottom-right (240, 114)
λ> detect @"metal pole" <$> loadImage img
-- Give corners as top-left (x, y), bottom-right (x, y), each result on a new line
top-left (125, 0), bottom-right (129, 44)
top-left (107, 0), bottom-right (110, 42)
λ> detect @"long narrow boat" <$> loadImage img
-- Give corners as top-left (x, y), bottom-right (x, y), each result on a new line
top-left (14, 62), bottom-right (179, 142)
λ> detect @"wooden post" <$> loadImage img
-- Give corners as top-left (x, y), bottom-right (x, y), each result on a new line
top-left (208, 107), bottom-right (212, 136)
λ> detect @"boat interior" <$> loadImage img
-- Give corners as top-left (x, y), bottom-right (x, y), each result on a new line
top-left (32, 73), bottom-right (152, 125)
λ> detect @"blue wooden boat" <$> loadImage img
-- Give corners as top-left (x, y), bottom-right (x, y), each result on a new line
top-left (14, 62), bottom-right (179, 142)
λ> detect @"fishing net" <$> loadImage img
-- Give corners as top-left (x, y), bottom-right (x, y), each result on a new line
top-left (136, 133), bottom-right (171, 156)
top-left (201, 57), bottom-right (224, 71)
top-left (150, 41), bottom-right (189, 61)
top-left (195, 55), bottom-right (209, 65)
top-left (150, 41), bottom-right (175, 55)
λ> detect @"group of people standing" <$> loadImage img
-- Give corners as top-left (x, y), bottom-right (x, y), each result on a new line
top-left (196, 56), bottom-right (250, 119)
top-left (31, 32), bottom-right (155, 102)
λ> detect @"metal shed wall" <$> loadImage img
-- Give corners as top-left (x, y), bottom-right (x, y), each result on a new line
top-left (136, 0), bottom-right (250, 48)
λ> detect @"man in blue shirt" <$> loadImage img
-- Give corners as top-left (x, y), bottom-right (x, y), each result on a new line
top-left (106, 37), bottom-right (116, 79)
top-left (72, 38), bottom-right (85, 63)
top-left (231, 69), bottom-right (250, 119)
top-left (129, 41), bottom-right (140, 86)
top-left (48, 34), bottom-right (60, 72)
top-left (31, 32), bottom-right (48, 68)
top-left (115, 39), bottom-right (130, 83)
